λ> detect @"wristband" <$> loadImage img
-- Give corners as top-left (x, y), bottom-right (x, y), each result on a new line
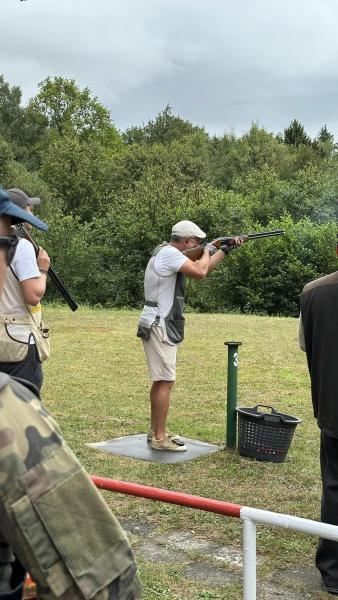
top-left (39, 268), bottom-right (48, 276)
top-left (220, 244), bottom-right (235, 256)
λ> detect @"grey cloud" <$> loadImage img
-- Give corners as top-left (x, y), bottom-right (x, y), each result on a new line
top-left (2, 0), bottom-right (338, 138)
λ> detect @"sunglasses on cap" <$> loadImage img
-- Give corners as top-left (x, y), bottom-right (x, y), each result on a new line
top-left (0, 235), bottom-right (19, 265)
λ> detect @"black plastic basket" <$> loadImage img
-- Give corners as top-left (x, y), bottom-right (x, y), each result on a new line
top-left (236, 404), bottom-right (302, 463)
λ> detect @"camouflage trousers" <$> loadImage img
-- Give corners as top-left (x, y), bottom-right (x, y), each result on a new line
top-left (0, 374), bottom-right (141, 599)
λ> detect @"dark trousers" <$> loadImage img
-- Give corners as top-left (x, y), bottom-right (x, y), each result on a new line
top-left (316, 431), bottom-right (338, 593)
top-left (0, 345), bottom-right (43, 391)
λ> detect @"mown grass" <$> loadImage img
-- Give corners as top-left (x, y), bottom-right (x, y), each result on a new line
top-left (42, 305), bottom-right (325, 599)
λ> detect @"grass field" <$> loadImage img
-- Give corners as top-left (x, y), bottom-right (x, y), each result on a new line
top-left (42, 305), bottom-right (325, 599)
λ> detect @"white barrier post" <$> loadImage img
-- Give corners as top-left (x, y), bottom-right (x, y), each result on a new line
top-left (242, 516), bottom-right (257, 600)
top-left (241, 506), bottom-right (338, 599)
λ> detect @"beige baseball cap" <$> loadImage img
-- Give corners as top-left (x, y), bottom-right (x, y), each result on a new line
top-left (171, 220), bottom-right (206, 239)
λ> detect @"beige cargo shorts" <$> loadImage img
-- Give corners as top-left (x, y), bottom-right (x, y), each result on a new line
top-left (142, 325), bottom-right (177, 381)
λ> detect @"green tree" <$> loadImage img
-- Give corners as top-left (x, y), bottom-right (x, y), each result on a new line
top-left (28, 77), bottom-right (120, 147)
top-left (0, 134), bottom-right (58, 225)
top-left (110, 130), bottom-right (211, 194)
top-left (210, 125), bottom-right (294, 190)
top-left (123, 105), bottom-right (203, 145)
top-left (0, 75), bottom-right (23, 143)
top-left (39, 133), bottom-right (113, 219)
top-left (284, 119), bottom-right (311, 147)
top-left (283, 163), bottom-right (338, 222)
top-left (0, 75), bottom-right (45, 166)
top-left (317, 125), bottom-right (334, 143)
top-left (312, 125), bottom-right (336, 158)
top-left (0, 136), bottom-right (15, 183)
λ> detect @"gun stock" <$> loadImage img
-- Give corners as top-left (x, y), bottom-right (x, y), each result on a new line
top-left (184, 229), bottom-right (285, 262)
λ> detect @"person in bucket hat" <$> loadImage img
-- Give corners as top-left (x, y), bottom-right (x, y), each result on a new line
top-left (0, 188), bottom-right (51, 390)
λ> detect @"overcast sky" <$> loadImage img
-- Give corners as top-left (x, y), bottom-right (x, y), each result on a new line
top-left (2, 0), bottom-right (338, 139)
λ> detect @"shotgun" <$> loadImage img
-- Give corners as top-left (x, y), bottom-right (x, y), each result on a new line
top-left (15, 224), bottom-right (78, 312)
top-left (184, 229), bottom-right (285, 261)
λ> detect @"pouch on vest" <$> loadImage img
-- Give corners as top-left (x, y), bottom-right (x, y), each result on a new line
top-left (164, 315), bottom-right (185, 344)
top-left (11, 446), bottom-right (135, 599)
top-left (136, 323), bottom-right (152, 340)
top-left (0, 316), bottom-right (30, 363)
top-left (28, 315), bottom-right (50, 362)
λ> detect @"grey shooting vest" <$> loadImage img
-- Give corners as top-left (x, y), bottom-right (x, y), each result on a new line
top-left (137, 243), bottom-right (186, 345)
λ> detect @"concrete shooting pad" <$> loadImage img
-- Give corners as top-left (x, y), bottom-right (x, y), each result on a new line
top-left (87, 434), bottom-right (222, 464)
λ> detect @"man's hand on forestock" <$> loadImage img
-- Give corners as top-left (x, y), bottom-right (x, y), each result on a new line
top-left (221, 236), bottom-right (244, 255)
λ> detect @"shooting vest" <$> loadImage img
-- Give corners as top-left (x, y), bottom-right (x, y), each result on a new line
top-left (0, 268), bottom-right (50, 363)
top-left (137, 243), bottom-right (186, 344)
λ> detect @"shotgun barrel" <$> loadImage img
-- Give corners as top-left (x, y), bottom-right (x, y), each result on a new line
top-left (15, 224), bottom-right (78, 312)
top-left (184, 229), bottom-right (285, 261)
top-left (246, 229), bottom-right (285, 240)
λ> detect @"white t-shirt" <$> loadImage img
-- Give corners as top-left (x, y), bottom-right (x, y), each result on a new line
top-left (0, 238), bottom-right (41, 343)
top-left (139, 244), bottom-right (188, 337)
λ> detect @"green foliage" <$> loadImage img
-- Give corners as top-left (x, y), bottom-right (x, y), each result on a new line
top-left (123, 104), bottom-right (203, 145)
top-left (39, 133), bottom-right (114, 220)
top-left (312, 124), bottom-right (336, 159)
top-left (110, 130), bottom-right (211, 194)
top-left (316, 124), bottom-right (334, 144)
top-left (210, 125), bottom-right (295, 190)
top-left (29, 76), bottom-right (113, 138)
top-left (0, 136), bottom-right (14, 182)
top-left (0, 74), bottom-right (337, 316)
top-left (0, 75), bottom-right (23, 145)
top-left (283, 119), bottom-right (311, 147)
top-left (38, 214), bottom-right (100, 305)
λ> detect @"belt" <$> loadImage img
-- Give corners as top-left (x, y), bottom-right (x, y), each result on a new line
top-left (144, 301), bottom-right (158, 307)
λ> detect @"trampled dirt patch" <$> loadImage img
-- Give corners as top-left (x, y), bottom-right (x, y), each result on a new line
top-left (120, 519), bottom-right (323, 598)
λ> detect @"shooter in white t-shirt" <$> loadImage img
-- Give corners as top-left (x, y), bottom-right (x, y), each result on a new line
top-left (137, 219), bottom-right (243, 452)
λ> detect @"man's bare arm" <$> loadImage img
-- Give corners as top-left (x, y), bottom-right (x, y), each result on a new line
top-left (207, 249), bottom-right (227, 273)
top-left (180, 248), bottom-right (210, 279)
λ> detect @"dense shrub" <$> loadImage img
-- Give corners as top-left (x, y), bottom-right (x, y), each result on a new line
top-left (1, 75), bottom-right (337, 315)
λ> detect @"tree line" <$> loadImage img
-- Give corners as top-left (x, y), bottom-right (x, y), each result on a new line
top-left (0, 74), bottom-right (336, 316)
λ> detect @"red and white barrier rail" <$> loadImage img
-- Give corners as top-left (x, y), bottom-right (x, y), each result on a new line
top-left (92, 476), bottom-right (338, 600)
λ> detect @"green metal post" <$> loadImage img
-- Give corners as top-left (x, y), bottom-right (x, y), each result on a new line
top-left (224, 341), bottom-right (242, 449)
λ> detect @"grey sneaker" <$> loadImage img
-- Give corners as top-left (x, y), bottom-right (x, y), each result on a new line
top-left (151, 435), bottom-right (187, 452)
top-left (147, 429), bottom-right (183, 443)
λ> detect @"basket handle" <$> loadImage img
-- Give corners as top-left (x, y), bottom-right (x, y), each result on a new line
top-left (255, 404), bottom-right (290, 423)
top-left (255, 404), bottom-right (279, 414)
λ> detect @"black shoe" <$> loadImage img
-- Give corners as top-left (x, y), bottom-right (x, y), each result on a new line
top-left (324, 585), bottom-right (338, 595)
